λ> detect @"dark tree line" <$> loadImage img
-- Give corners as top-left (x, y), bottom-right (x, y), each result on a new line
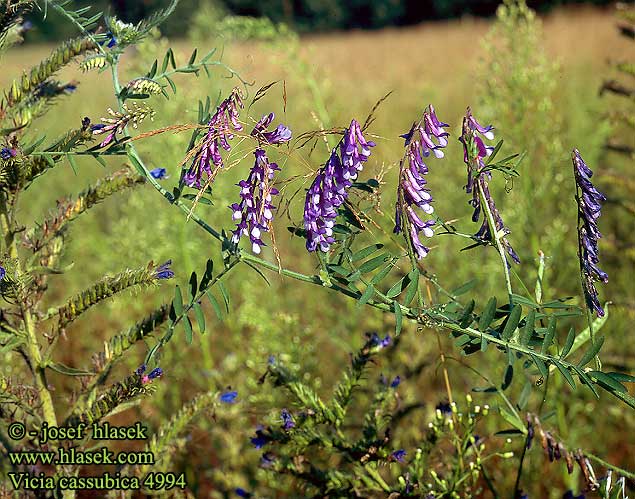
top-left (26, 0), bottom-right (623, 40)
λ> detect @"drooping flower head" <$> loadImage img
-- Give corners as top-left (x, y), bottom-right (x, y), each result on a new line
top-left (303, 119), bottom-right (375, 252)
top-left (573, 149), bottom-right (608, 317)
top-left (230, 148), bottom-right (281, 254)
top-left (394, 105), bottom-right (448, 259)
top-left (184, 88), bottom-right (244, 188)
top-left (91, 103), bottom-right (155, 148)
top-left (460, 108), bottom-right (519, 264)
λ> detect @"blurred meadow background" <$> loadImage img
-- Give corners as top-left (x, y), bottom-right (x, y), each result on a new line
top-left (1, 0), bottom-right (634, 497)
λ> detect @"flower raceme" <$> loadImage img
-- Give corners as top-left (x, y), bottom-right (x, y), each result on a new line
top-left (184, 87), bottom-right (244, 188)
top-left (230, 149), bottom-right (281, 254)
top-left (393, 105), bottom-right (448, 259)
top-left (229, 114), bottom-right (290, 254)
top-left (573, 149), bottom-right (608, 317)
top-left (460, 108), bottom-right (519, 264)
top-left (303, 119), bottom-right (375, 252)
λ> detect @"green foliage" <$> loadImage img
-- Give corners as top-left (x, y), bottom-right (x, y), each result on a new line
top-left (1, 2), bottom-right (634, 499)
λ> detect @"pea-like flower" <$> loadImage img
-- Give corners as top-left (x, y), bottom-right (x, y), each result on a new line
top-left (460, 108), bottom-right (519, 264)
top-left (251, 113), bottom-right (292, 145)
top-left (1, 147), bottom-right (17, 160)
top-left (138, 366), bottom-right (163, 385)
top-left (149, 167), bottom-right (168, 179)
top-left (394, 105), bottom-right (448, 259)
top-left (573, 149), bottom-right (608, 317)
top-left (391, 449), bottom-right (406, 463)
top-left (303, 119), bottom-right (375, 252)
top-left (153, 260), bottom-right (174, 280)
top-left (184, 88), bottom-right (243, 188)
top-left (230, 149), bottom-right (281, 254)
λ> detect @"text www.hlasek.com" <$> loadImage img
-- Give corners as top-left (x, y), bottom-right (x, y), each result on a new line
top-left (9, 447), bottom-right (154, 466)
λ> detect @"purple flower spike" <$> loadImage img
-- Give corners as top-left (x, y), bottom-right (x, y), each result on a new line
top-left (220, 390), bottom-right (238, 403)
top-left (184, 88), bottom-right (243, 188)
top-left (394, 105), bottom-right (448, 259)
top-left (251, 113), bottom-right (292, 145)
top-left (573, 149), bottom-right (608, 317)
top-left (390, 375), bottom-right (401, 388)
top-left (460, 108), bottom-right (519, 264)
top-left (0, 266), bottom-right (5, 280)
top-left (230, 149), bottom-right (281, 254)
top-left (303, 119), bottom-right (375, 252)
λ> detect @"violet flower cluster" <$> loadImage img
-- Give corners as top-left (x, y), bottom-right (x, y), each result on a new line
top-left (393, 105), bottom-right (448, 259)
top-left (230, 114), bottom-right (291, 254)
top-left (460, 108), bottom-right (520, 264)
top-left (573, 149), bottom-right (608, 317)
top-left (303, 119), bottom-right (375, 252)
top-left (184, 88), bottom-right (244, 188)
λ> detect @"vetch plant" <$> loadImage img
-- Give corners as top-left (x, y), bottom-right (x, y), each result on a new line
top-left (1, 1), bottom-right (634, 498)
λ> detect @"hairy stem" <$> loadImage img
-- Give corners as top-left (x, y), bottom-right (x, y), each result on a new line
top-left (477, 179), bottom-right (513, 305)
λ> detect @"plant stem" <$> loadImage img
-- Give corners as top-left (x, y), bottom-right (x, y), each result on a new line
top-left (0, 193), bottom-right (58, 427)
top-left (477, 179), bottom-right (513, 305)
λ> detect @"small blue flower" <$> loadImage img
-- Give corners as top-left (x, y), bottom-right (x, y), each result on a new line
top-left (368, 332), bottom-right (391, 349)
top-left (0, 266), bottom-right (5, 281)
top-left (391, 449), bottom-right (406, 463)
top-left (150, 167), bottom-right (168, 180)
top-left (436, 401), bottom-right (452, 414)
top-left (154, 260), bottom-right (174, 280)
top-left (280, 409), bottom-right (295, 430)
top-left (267, 354), bottom-right (276, 366)
top-left (1, 148), bottom-right (16, 160)
top-left (220, 391), bottom-right (238, 404)
top-left (260, 452), bottom-right (275, 468)
top-left (235, 488), bottom-right (251, 498)
top-left (141, 366), bottom-right (162, 385)
top-left (390, 375), bottom-right (401, 388)
top-left (100, 31), bottom-right (117, 48)
top-left (250, 428), bottom-right (269, 449)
